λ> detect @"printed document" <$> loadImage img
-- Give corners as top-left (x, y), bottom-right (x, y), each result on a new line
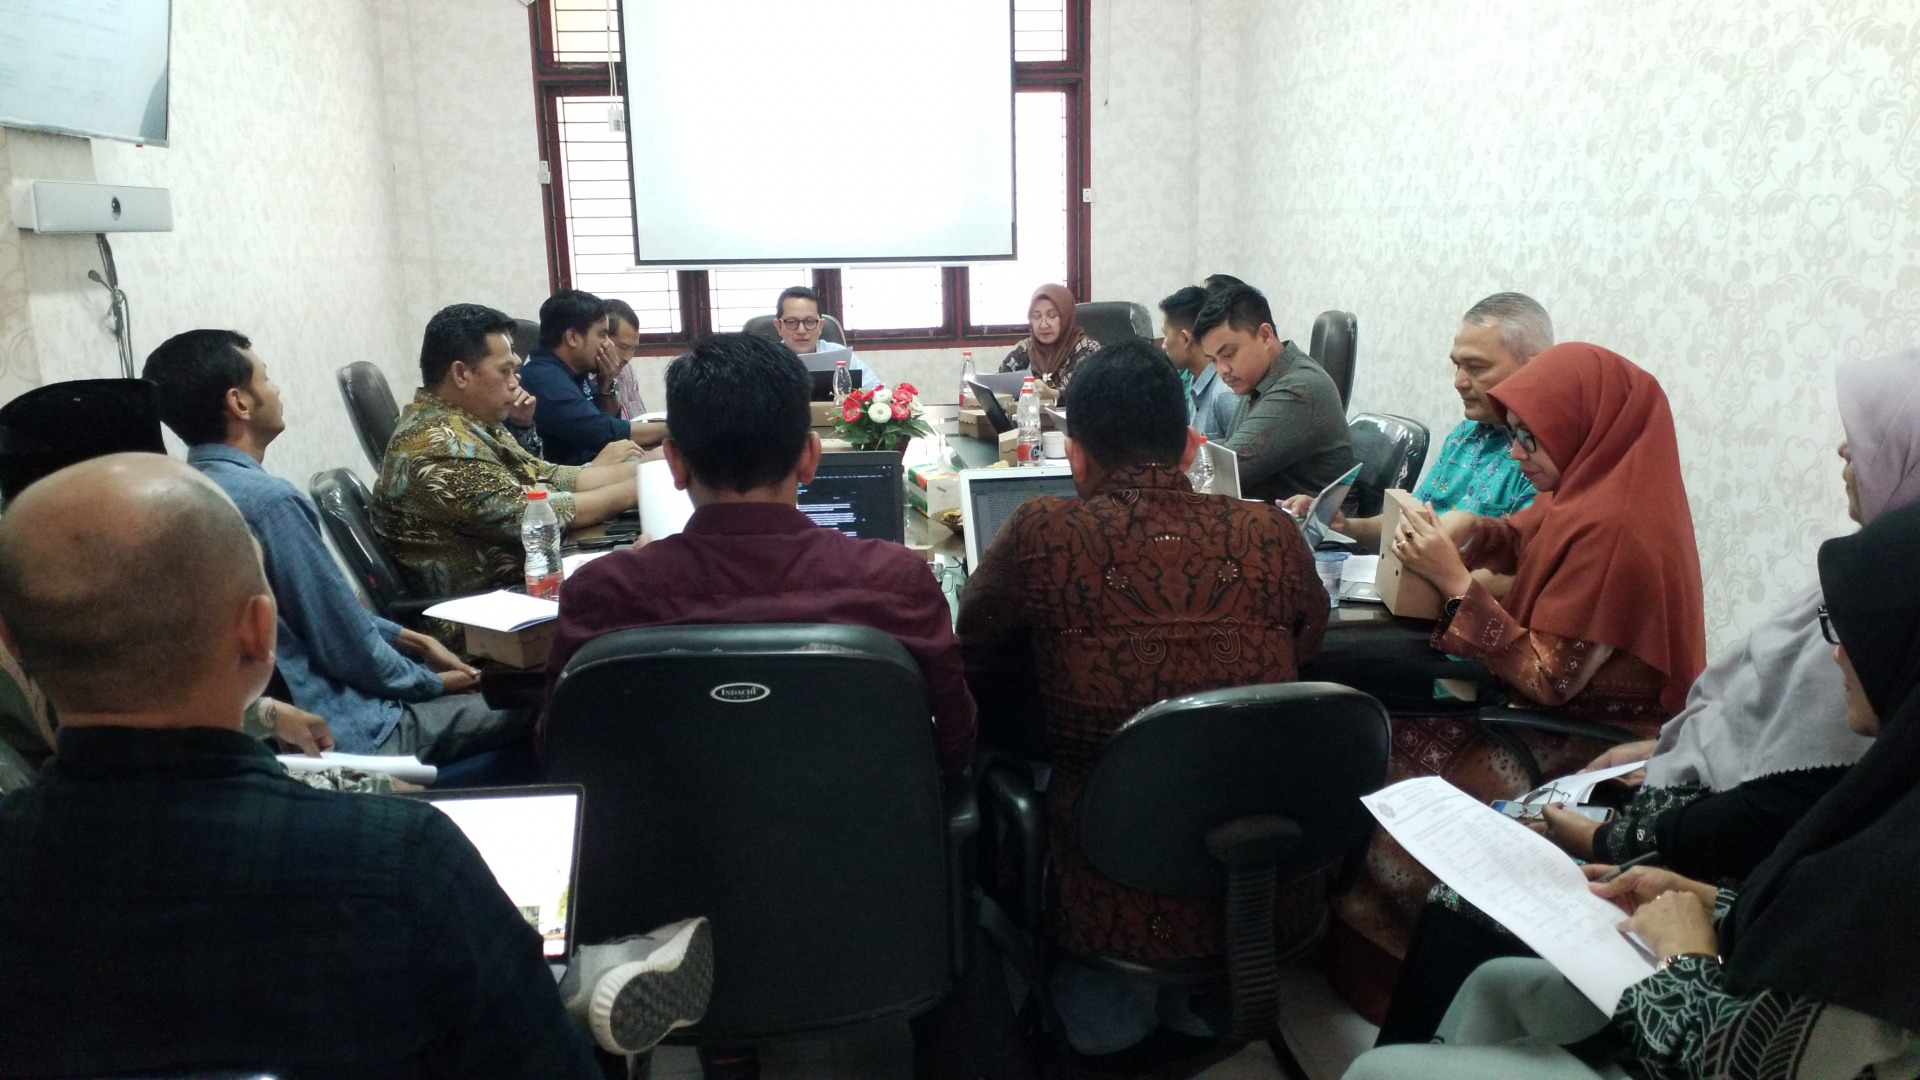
top-left (1362, 776), bottom-right (1655, 1013)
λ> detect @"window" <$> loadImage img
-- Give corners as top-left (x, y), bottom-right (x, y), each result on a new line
top-left (530, 0), bottom-right (1089, 350)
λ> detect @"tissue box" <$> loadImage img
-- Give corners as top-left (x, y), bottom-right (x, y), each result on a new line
top-left (906, 463), bottom-right (961, 518)
top-left (1374, 488), bottom-right (1445, 619)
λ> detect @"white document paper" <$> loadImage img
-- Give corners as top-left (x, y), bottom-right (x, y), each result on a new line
top-left (1362, 776), bottom-right (1655, 1013)
top-left (1519, 759), bottom-right (1651, 806)
top-left (562, 551), bottom-right (608, 578)
top-left (278, 752), bottom-right (438, 786)
top-left (1340, 554), bottom-right (1380, 585)
top-left (422, 591), bottom-right (559, 633)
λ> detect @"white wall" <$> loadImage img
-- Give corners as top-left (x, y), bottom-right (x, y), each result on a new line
top-left (1223, 0), bottom-right (1918, 649)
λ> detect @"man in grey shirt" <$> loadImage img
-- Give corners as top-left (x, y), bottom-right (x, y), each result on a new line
top-left (1195, 284), bottom-right (1353, 501)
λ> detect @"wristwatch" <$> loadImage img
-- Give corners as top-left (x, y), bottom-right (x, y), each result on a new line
top-left (1443, 594), bottom-right (1466, 621)
top-left (1656, 952), bottom-right (1721, 973)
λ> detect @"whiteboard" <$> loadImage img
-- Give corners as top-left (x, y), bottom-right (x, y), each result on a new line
top-left (0, 0), bottom-right (172, 146)
top-left (621, 0), bottom-right (1015, 265)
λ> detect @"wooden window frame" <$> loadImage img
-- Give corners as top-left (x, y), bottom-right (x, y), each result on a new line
top-left (529, 0), bottom-right (1090, 354)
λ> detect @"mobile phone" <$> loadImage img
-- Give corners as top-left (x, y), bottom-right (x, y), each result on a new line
top-left (1493, 801), bottom-right (1614, 824)
top-left (573, 536), bottom-right (619, 550)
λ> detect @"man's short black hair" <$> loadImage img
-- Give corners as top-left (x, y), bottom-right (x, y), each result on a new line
top-left (775, 286), bottom-right (821, 317)
top-left (538, 289), bottom-right (611, 350)
top-left (141, 329), bottom-right (255, 446)
top-left (605, 298), bottom-right (640, 333)
top-left (665, 333), bottom-right (812, 494)
top-left (1191, 283), bottom-right (1274, 344)
top-left (1060, 339), bottom-right (1189, 472)
top-left (420, 303), bottom-right (518, 386)
top-left (1158, 286), bottom-right (1210, 330)
top-left (1202, 273), bottom-right (1245, 292)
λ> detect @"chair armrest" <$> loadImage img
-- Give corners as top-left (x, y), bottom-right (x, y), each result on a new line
top-left (980, 759), bottom-right (1046, 934)
top-left (945, 775), bottom-right (981, 843)
top-left (1475, 707), bottom-right (1640, 790)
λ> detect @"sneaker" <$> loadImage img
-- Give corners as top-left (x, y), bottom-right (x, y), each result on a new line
top-left (560, 917), bottom-right (714, 1054)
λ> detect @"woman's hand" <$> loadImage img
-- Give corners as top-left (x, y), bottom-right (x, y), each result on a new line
top-left (1582, 739), bottom-right (1657, 786)
top-left (1535, 803), bottom-right (1602, 859)
top-left (1391, 504), bottom-right (1473, 596)
top-left (1623, 889), bottom-right (1720, 964)
top-left (1586, 865), bottom-right (1719, 916)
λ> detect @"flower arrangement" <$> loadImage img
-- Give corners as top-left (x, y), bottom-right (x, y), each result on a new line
top-left (832, 381), bottom-right (933, 451)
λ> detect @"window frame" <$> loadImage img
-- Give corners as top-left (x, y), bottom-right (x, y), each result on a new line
top-left (528, 0), bottom-right (1091, 354)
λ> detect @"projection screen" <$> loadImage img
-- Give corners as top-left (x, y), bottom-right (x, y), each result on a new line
top-left (620, 0), bottom-right (1015, 265)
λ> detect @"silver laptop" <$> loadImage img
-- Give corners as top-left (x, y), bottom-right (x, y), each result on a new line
top-left (959, 466), bottom-right (1077, 566)
top-left (1198, 440), bottom-right (1240, 499)
top-left (410, 785), bottom-right (584, 963)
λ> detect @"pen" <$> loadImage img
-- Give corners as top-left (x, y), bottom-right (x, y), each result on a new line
top-left (1594, 851), bottom-right (1662, 883)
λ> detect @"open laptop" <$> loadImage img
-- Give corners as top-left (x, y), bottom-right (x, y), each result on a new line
top-left (966, 378), bottom-right (1016, 435)
top-left (641, 452), bottom-right (906, 543)
top-left (409, 785), bottom-right (584, 963)
top-left (959, 466), bottom-right (1077, 566)
top-left (795, 450), bottom-right (905, 542)
top-left (1199, 439), bottom-right (1240, 499)
top-left (804, 364), bottom-right (863, 402)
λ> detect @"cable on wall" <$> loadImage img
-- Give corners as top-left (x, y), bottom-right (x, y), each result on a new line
top-left (88, 234), bottom-right (135, 380)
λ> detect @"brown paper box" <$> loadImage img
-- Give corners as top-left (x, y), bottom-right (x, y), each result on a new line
top-left (1374, 488), bottom-right (1444, 619)
top-left (463, 622), bottom-right (555, 669)
top-left (810, 401), bottom-right (839, 428)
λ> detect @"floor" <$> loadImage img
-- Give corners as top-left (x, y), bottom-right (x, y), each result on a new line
top-left (643, 964), bottom-right (1378, 1080)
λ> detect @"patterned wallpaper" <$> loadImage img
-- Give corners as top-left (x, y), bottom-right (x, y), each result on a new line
top-left (1226, 0), bottom-right (1918, 649)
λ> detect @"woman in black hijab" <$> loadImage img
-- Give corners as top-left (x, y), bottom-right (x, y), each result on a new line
top-left (1343, 501), bottom-right (1920, 1080)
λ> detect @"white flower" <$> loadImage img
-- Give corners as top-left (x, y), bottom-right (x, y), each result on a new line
top-left (909, 399), bottom-right (924, 417)
top-left (873, 387), bottom-right (893, 404)
top-left (867, 401), bottom-right (892, 424)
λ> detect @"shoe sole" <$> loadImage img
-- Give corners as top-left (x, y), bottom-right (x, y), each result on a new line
top-left (590, 917), bottom-right (714, 1054)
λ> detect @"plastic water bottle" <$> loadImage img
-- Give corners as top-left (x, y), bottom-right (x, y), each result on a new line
top-left (1016, 376), bottom-right (1042, 466)
top-left (957, 350), bottom-right (976, 407)
top-left (521, 489), bottom-right (564, 600)
top-left (1187, 434), bottom-right (1215, 494)
top-left (833, 359), bottom-right (852, 404)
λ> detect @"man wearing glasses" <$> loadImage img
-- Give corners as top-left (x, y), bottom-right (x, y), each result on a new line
top-left (772, 286), bottom-right (871, 384)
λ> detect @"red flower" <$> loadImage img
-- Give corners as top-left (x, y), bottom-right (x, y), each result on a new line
top-left (841, 399), bottom-right (865, 423)
top-left (891, 400), bottom-right (910, 420)
top-left (895, 382), bottom-right (917, 403)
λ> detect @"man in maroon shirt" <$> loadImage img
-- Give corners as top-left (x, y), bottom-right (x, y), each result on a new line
top-left (547, 332), bottom-right (976, 777)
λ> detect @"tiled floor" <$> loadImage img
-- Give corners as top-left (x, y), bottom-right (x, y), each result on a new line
top-left (644, 964), bottom-right (1377, 1080)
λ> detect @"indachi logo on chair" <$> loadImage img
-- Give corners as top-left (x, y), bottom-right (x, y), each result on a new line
top-left (709, 682), bottom-right (772, 704)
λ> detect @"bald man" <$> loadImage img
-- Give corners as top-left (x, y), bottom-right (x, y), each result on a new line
top-left (0, 456), bottom-right (624, 1075)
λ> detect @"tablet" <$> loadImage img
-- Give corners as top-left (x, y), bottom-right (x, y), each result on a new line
top-left (1297, 463), bottom-right (1364, 547)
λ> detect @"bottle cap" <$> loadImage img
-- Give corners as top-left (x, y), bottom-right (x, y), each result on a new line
top-left (527, 489), bottom-right (548, 500)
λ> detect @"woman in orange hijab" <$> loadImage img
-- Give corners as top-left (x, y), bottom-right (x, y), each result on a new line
top-left (999, 283), bottom-right (1100, 391)
top-left (1332, 343), bottom-right (1707, 1017)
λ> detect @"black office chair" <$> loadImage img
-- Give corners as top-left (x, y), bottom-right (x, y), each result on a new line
top-left (1073, 300), bottom-right (1152, 345)
top-left (335, 362), bottom-right (402, 471)
top-left (1309, 311), bottom-right (1357, 411)
top-left (544, 623), bottom-right (977, 1046)
top-left (511, 318), bottom-right (541, 360)
top-left (1345, 412), bottom-right (1430, 518)
top-left (742, 313), bottom-right (847, 347)
top-left (0, 379), bottom-right (167, 503)
top-left (1076, 683), bottom-right (1388, 1071)
top-left (307, 468), bottom-right (451, 625)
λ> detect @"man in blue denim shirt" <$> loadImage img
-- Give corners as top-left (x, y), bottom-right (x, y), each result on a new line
top-left (519, 290), bottom-right (668, 466)
top-left (143, 329), bottom-right (533, 762)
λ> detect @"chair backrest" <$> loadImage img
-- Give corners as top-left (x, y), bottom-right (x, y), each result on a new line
top-left (1309, 310), bottom-right (1358, 411)
top-left (546, 623), bottom-right (955, 1039)
top-left (0, 379), bottom-right (167, 503)
top-left (511, 318), bottom-right (541, 360)
top-left (307, 467), bottom-right (416, 617)
top-left (1078, 682), bottom-right (1389, 898)
top-left (1074, 300), bottom-right (1153, 345)
top-left (1346, 412), bottom-right (1431, 518)
top-left (741, 313), bottom-right (847, 347)
top-left (335, 362), bottom-right (401, 471)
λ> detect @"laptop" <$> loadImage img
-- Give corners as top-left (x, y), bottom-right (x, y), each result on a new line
top-left (640, 451), bottom-right (906, 543)
top-left (1199, 439), bottom-right (1240, 499)
top-left (966, 378), bottom-right (1016, 435)
top-left (409, 785), bottom-right (584, 962)
top-left (959, 466), bottom-right (1077, 566)
top-left (795, 450), bottom-right (906, 542)
top-left (806, 366), bottom-right (864, 402)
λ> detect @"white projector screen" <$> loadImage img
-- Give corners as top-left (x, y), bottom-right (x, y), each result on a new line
top-left (621, 0), bottom-right (1015, 265)
top-left (0, 0), bottom-right (171, 146)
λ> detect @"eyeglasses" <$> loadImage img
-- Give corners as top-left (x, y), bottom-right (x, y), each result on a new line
top-left (1819, 605), bottom-right (1839, 645)
top-left (1509, 423), bottom-right (1540, 455)
top-left (778, 317), bottom-right (822, 332)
